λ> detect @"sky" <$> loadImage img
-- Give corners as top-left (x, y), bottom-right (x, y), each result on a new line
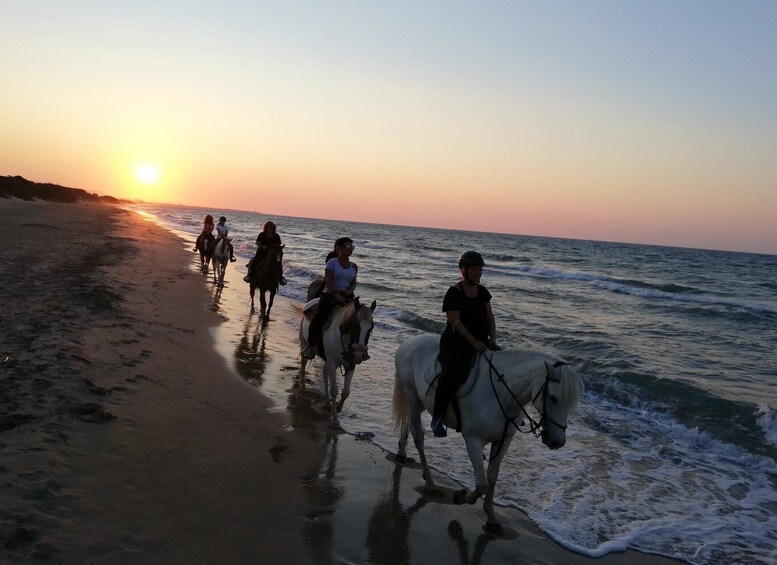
top-left (2, 1), bottom-right (776, 254)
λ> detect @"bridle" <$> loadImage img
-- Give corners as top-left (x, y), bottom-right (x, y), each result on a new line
top-left (339, 304), bottom-right (373, 371)
top-left (484, 352), bottom-right (567, 460)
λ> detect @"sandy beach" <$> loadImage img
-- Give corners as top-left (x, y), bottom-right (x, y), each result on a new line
top-left (0, 198), bottom-right (681, 564)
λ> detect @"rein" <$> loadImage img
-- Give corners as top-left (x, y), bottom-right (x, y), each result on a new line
top-left (483, 352), bottom-right (567, 460)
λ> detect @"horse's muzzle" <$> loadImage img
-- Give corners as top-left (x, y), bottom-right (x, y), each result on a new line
top-left (541, 429), bottom-right (565, 450)
top-left (350, 344), bottom-right (370, 364)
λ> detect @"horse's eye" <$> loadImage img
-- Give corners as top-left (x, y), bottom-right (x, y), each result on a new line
top-left (549, 395), bottom-right (558, 404)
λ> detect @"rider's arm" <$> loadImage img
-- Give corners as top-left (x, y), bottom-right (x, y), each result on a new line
top-left (324, 267), bottom-right (336, 293)
top-left (447, 310), bottom-right (487, 352)
top-left (486, 302), bottom-right (497, 347)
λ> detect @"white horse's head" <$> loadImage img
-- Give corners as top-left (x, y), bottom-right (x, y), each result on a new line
top-left (340, 298), bottom-right (376, 365)
top-left (532, 361), bottom-right (584, 449)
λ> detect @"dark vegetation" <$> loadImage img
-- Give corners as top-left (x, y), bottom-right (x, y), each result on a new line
top-left (0, 175), bottom-right (126, 204)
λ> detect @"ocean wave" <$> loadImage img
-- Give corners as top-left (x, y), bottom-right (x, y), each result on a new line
top-left (499, 263), bottom-right (777, 316)
top-left (486, 253), bottom-right (532, 264)
top-left (391, 309), bottom-right (444, 334)
top-left (359, 281), bottom-right (394, 293)
top-left (590, 279), bottom-right (777, 316)
top-left (757, 405), bottom-right (777, 449)
top-left (587, 371), bottom-right (777, 460)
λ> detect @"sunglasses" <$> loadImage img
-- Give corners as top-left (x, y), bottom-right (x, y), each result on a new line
top-left (341, 243), bottom-right (355, 250)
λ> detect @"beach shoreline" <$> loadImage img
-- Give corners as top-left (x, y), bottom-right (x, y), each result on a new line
top-left (0, 198), bottom-right (681, 564)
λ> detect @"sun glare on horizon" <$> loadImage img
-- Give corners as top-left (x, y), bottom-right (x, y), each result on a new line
top-left (135, 163), bottom-right (160, 185)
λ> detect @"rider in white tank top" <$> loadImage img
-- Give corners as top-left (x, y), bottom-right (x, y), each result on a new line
top-left (324, 256), bottom-right (357, 294)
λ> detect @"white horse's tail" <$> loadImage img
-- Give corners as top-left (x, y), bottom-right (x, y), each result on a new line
top-left (392, 370), bottom-right (410, 438)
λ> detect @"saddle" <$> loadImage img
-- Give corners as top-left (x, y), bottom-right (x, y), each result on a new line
top-left (425, 353), bottom-right (479, 433)
top-left (302, 301), bottom-right (341, 326)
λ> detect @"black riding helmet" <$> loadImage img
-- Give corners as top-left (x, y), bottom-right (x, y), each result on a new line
top-left (458, 250), bottom-right (485, 269)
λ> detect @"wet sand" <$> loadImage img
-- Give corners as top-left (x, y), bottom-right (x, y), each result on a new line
top-left (0, 198), bottom-right (681, 564)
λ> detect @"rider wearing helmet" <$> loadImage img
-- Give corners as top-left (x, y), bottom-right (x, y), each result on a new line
top-left (431, 250), bottom-right (499, 437)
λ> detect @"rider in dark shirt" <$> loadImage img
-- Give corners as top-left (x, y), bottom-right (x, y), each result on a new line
top-left (431, 250), bottom-right (499, 437)
top-left (244, 221), bottom-right (286, 284)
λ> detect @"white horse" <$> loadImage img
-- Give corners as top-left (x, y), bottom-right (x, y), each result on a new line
top-left (298, 297), bottom-right (376, 427)
top-left (212, 238), bottom-right (231, 287)
top-left (393, 334), bottom-right (583, 533)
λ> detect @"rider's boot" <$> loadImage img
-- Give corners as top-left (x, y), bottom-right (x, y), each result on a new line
top-left (302, 342), bottom-right (316, 359)
top-left (430, 416), bottom-right (447, 437)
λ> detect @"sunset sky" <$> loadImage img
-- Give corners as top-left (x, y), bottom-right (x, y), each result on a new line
top-left (2, 2), bottom-right (776, 254)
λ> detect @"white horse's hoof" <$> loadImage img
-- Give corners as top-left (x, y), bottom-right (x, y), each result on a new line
top-left (484, 522), bottom-right (504, 535)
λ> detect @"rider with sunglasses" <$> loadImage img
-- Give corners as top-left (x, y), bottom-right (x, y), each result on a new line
top-left (302, 237), bottom-right (358, 359)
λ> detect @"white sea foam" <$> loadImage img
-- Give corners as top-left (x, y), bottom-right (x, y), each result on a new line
top-left (757, 405), bottom-right (777, 448)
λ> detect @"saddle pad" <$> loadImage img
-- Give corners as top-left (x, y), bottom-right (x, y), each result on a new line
top-left (302, 302), bottom-right (317, 321)
top-left (301, 302), bottom-right (342, 326)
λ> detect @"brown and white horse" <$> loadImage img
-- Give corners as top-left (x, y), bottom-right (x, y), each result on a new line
top-left (298, 297), bottom-right (376, 427)
top-left (212, 238), bottom-right (231, 287)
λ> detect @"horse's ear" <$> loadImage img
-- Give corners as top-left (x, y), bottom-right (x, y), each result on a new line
top-left (354, 297), bottom-right (361, 310)
top-left (369, 300), bottom-right (376, 312)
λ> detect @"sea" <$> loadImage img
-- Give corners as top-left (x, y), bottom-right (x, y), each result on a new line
top-left (133, 203), bottom-right (776, 565)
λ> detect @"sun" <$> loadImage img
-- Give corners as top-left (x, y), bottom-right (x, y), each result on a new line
top-left (135, 163), bottom-right (160, 185)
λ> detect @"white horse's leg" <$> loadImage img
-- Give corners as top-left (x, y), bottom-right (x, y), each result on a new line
top-left (336, 368), bottom-right (354, 413)
top-left (298, 317), bottom-right (309, 392)
top-left (457, 436), bottom-right (489, 505)
top-left (325, 362), bottom-right (340, 427)
top-left (482, 438), bottom-right (512, 533)
top-left (298, 357), bottom-right (308, 391)
top-left (406, 396), bottom-right (438, 492)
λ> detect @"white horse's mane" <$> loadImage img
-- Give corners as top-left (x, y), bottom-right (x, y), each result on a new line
top-left (485, 349), bottom-right (583, 411)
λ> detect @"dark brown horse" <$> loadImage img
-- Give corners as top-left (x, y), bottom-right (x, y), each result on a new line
top-left (195, 232), bottom-right (215, 273)
top-left (249, 245), bottom-right (282, 318)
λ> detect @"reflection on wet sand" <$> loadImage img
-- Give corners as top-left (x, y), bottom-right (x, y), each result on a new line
top-left (366, 464), bottom-right (427, 564)
top-left (234, 315), bottom-right (270, 385)
top-left (301, 432), bottom-right (343, 561)
top-left (447, 519), bottom-right (507, 565)
top-left (208, 283), bottom-right (223, 312)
